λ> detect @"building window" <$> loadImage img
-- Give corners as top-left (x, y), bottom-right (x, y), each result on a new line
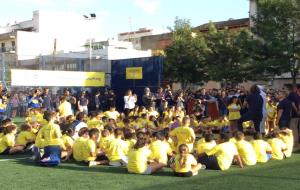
top-left (1, 43), bottom-right (5, 52)
top-left (11, 41), bottom-right (15, 51)
top-left (66, 63), bottom-right (77, 71)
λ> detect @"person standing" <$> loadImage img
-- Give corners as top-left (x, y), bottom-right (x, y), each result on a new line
top-left (27, 89), bottom-right (43, 109)
top-left (94, 91), bottom-right (101, 111)
top-left (287, 86), bottom-right (300, 143)
top-left (78, 91), bottom-right (89, 115)
top-left (238, 85), bottom-right (263, 132)
top-left (276, 90), bottom-right (292, 130)
top-left (41, 88), bottom-right (53, 111)
top-left (124, 89), bottom-right (137, 116)
top-left (258, 85), bottom-right (267, 134)
top-left (142, 87), bottom-right (155, 108)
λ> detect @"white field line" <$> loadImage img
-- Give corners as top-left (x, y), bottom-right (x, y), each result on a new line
top-left (0, 157), bottom-right (31, 162)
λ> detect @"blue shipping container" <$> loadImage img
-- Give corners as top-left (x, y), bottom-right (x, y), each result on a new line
top-left (111, 56), bottom-right (163, 111)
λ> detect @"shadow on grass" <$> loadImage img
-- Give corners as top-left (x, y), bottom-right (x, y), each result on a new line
top-left (13, 158), bottom-right (175, 177)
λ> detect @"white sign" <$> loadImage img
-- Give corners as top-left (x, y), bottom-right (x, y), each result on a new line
top-left (11, 69), bottom-right (105, 87)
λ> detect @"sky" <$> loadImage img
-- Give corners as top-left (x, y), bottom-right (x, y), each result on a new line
top-left (0, 0), bottom-right (250, 40)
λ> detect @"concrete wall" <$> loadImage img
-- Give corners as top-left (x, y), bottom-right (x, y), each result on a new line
top-left (140, 33), bottom-right (172, 51)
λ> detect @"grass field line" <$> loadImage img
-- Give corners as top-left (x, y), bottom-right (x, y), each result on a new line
top-left (0, 157), bottom-right (31, 162)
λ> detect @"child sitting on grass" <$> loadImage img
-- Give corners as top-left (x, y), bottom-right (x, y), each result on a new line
top-left (278, 128), bottom-right (293, 158)
top-left (235, 132), bottom-right (257, 166)
top-left (250, 132), bottom-right (272, 163)
top-left (61, 128), bottom-right (74, 161)
top-left (15, 124), bottom-right (36, 152)
top-left (198, 133), bottom-right (244, 170)
top-left (149, 131), bottom-right (173, 165)
top-left (127, 132), bottom-right (165, 175)
top-left (267, 131), bottom-right (287, 160)
top-left (171, 144), bottom-right (203, 177)
top-left (0, 124), bottom-right (23, 155)
top-left (106, 128), bottom-right (129, 167)
top-left (195, 131), bottom-right (216, 157)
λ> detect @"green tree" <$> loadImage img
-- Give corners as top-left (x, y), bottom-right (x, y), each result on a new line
top-left (164, 18), bottom-right (209, 88)
top-left (252, 0), bottom-right (300, 85)
top-left (205, 23), bottom-right (262, 88)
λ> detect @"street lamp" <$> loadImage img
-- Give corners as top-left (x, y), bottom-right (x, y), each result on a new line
top-left (83, 13), bottom-right (96, 66)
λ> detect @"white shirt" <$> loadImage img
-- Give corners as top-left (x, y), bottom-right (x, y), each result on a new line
top-left (73, 121), bottom-right (88, 140)
top-left (124, 95), bottom-right (137, 109)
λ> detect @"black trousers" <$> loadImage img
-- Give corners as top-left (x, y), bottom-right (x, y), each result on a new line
top-left (197, 154), bottom-right (221, 170)
top-left (238, 112), bottom-right (262, 132)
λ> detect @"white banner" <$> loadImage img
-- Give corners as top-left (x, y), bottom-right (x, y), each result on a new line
top-left (11, 69), bottom-right (105, 87)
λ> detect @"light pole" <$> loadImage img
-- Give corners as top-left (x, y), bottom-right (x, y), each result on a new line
top-left (83, 13), bottom-right (96, 67)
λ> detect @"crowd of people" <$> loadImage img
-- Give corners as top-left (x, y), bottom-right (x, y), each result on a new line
top-left (0, 83), bottom-right (297, 177)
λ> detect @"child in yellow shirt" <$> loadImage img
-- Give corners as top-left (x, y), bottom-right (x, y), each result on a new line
top-left (195, 132), bottom-right (216, 156)
top-left (279, 128), bottom-right (293, 158)
top-left (171, 144), bottom-right (203, 177)
top-left (0, 124), bottom-right (22, 154)
top-left (250, 132), bottom-right (272, 163)
top-left (87, 111), bottom-right (103, 131)
top-left (149, 132), bottom-right (173, 165)
top-left (106, 128), bottom-right (129, 166)
top-left (227, 96), bottom-right (241, 133)
top-left (15, 124), bottom-right (36, 152)
top-left (268, 131), bottom-right (287, 160)
top-left (266, 97), bottom-right (277, 133)
top-left (235, 132), bottom-right (257, 166)
top-left (124, 128), bottom-right (136, 150)
top-left (61, 128), bottom-right (74, 161)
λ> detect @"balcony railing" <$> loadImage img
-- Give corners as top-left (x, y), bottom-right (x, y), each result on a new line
top-left (0, 46), bottom-right (16, 53)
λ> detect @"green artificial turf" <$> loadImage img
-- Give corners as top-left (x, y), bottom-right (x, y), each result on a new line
top-left (12, 117), bottom-right (26, 127)
top-left (0, 152), bottom-right (300, 190)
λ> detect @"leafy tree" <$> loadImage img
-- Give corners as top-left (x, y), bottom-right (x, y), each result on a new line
top-left (164, 18), bottom-right (209, 88)
top-left (252, 0), bottom-right (300, 85)
top-left (205, 23), bottom-right (263, 87)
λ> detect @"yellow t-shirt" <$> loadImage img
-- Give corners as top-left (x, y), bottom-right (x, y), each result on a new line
top-left (227, 103), bottom-right (241, 120)
top-left (147, 121), bottom-right (156, 129)
top-left (138, 118), bottom-right (148, 128)
top-left (16, 131), bottom-right (36, 146)
top-left (116, 122), bottom-right (125, 128)
top-left (99, 135), bottom-right (114, 152)
top-left (0, 133), bottom-right (15, 153)
top-left (229, 137), bottom-right (237, 144)
top-left (58, 101), bottom-right (73, 117)
top-left (26, 113), bottom-right (44, 124)
top-left (81, 139), bottom-right (97, 162)
top-left (196, 139), bottom-right (216, 154)
top-left (73, 137), bottom-right (88, 161)
top-left (268, 138), bottom-right (287, 160)
top-left (62, 134), bottom-right (74, 149)
top-left (149, 140), bottom-right (172, 164)
top-left (174, 154), bottom-right (197, 173)
top-left (106, 138), bottom-right (129, 161)
top-left (266, 103), bottom-right (277, 121)
top-left (173, 110), bottom-right (185, 119)
top-left (127, 147), bottom-right (152, 174)
top-left (207, 141), bottom-right (238, 170)
top-left (104, 111), bottom-right (120, 120)
top-left (236, 140), bottom-right (257, 166)
top-left (250, 139), bottom-right (272, 163)
top-left (34, 130), bottom-right (45, 148)
top-left (87, 118), bottom-right (103, 131)
top-left (170, 126), bottom-right (195, 153)
top-left (279, 130), bottom-right (294, 158)
top-left (126, 139), bottom-right (136, 151)
top-left (213, 120), bottom-right (229, 128)
top-left (38, 123), bottom-right (62, 147)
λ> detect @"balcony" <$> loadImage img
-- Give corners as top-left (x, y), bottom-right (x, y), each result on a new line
top-left (0, 46), bottom-right (16, 53)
